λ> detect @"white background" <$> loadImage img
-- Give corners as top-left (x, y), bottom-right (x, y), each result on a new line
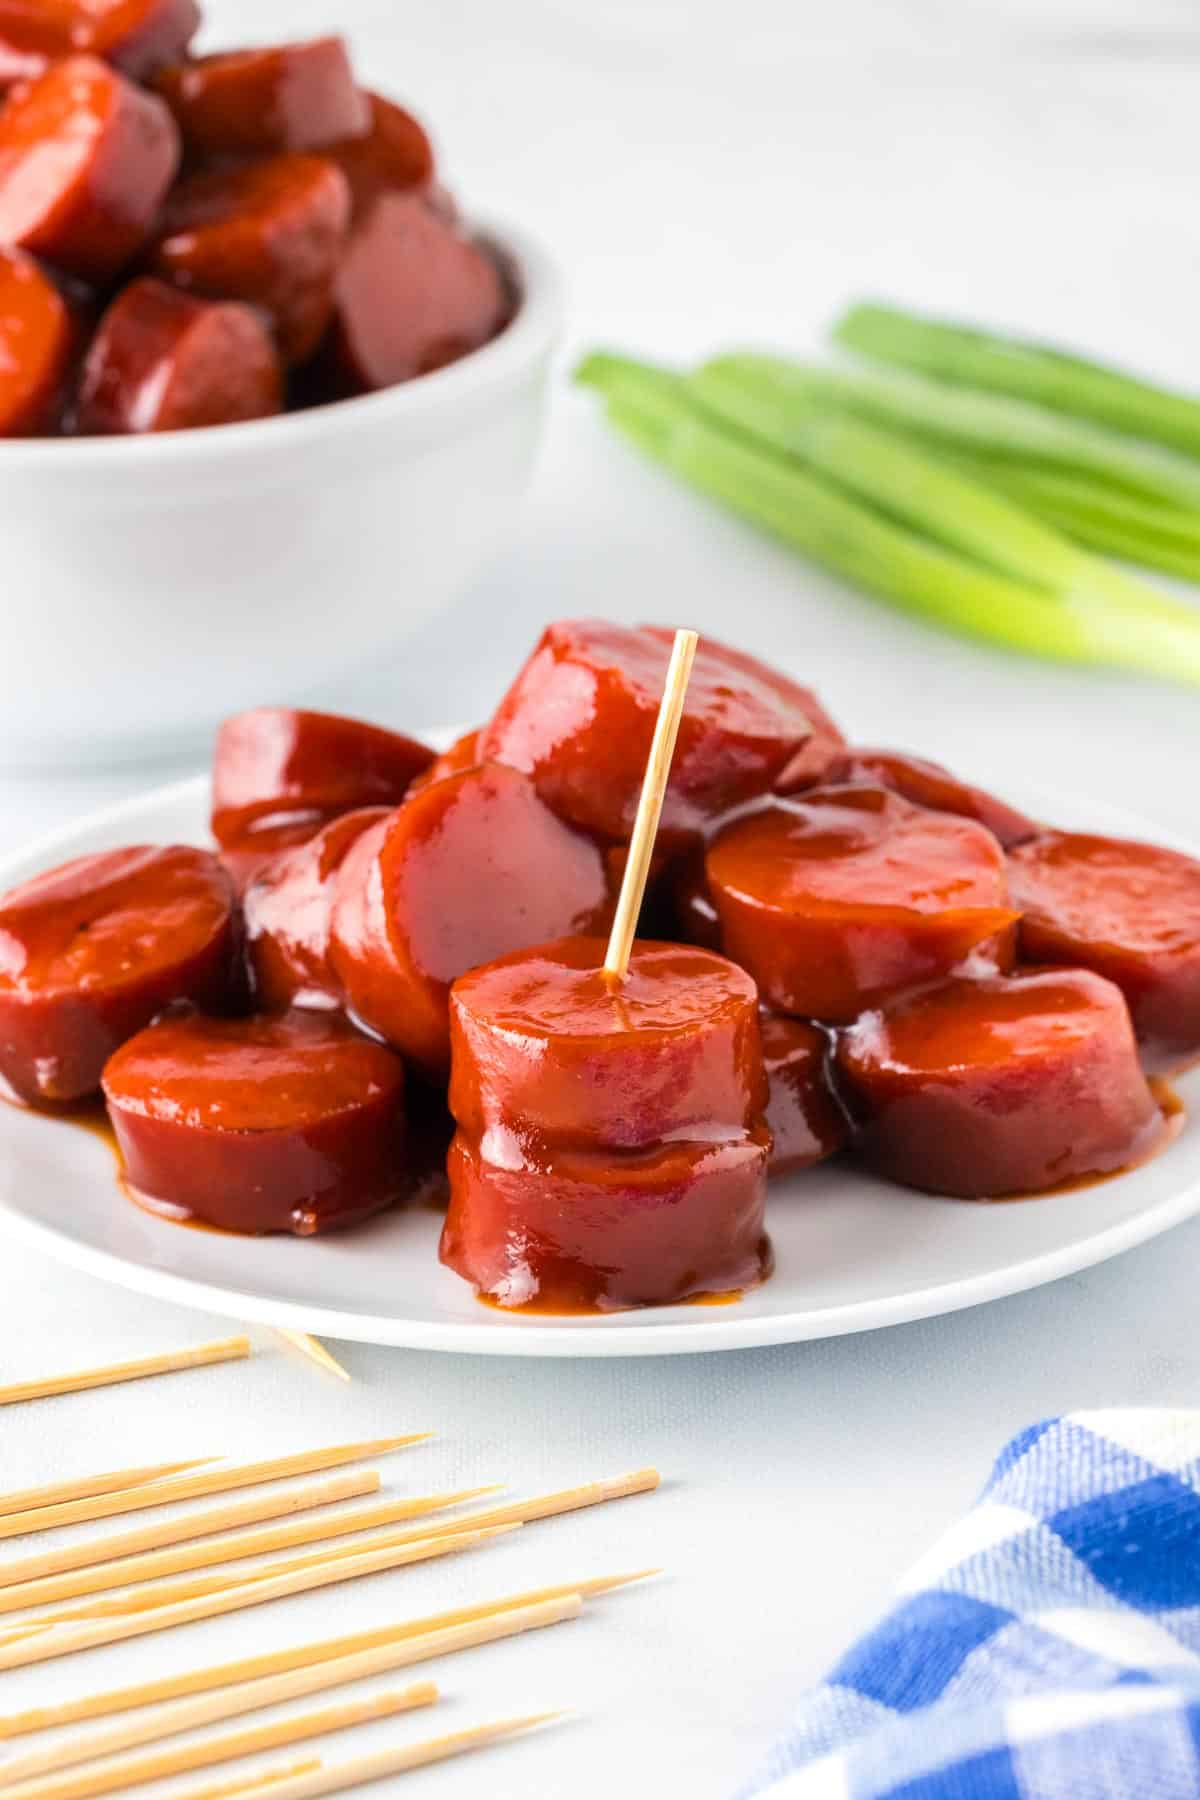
top-left (2, 1), bottom-right (1200, 1793)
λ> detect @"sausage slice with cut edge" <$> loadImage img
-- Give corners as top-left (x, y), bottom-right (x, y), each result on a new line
top-left (835, 968), bottom-right (1169, 1199)
top-left (1008, 829), bottom-right (1200, 1074)
top-left (150, 153), bottom-right (350, 362)
top-left (0, 56), bottom-right (180, 282)
top-left (0, 0), bottom-right (199, 81)
top-left (318, 192), bottom-right (505, 395)
top-left (832, 747), bottom-right (1038, 849)
top-left (154, 38), bottom-right (370, 156)
top-left (325, 93), bottom-right (434, 219)
top-left (0, 846), bottom-right (238, 1106)
top-left (103, 1010), bottom-right (407, 1236)
top-left (211, 707), bottom-right (434, 849)
top-left (478, 620), bottom-right (845, 847)
top-left (78, 278), bottom-right (283, 434)
top-left (440, 936), bottom-right (771, 1312)
top-left (244, 806), bottom-right (390, 1012)
top-left (706, 785), bottom-right (1016, 1023)
top-left (0, 248), bottom-right (73, 437)
top-left (328, 765), bottom-right (610, 1071)
top-left (759, 1012), bottom-right (846, 1176)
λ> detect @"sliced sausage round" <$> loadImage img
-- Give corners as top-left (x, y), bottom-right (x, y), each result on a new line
top-left (244, 806), bottom-right (390, 1012)
top-left (328, 765), bottom-right (610, 1070)
top-left (0, 0), bottom-right (198, 80)
top-left (319, 192), bottom-right (505, 393)
top-left (78, 278), bottom-right (283, 434)
top-left (835, 968), bottom-right (1168, 1198)
top-left (325, 93), bottom-right (434, 219)
top-left (0, 845), bottom-right (238, 1106)
top-left (150, 153), bottom-right (350, 362)
top-left (155, 38), bottom-right (369, 155)
top-left (478, 620), bottom-right (845, 846)
top-left (834, 747), bottom-right (1038, 849)
top-left (760, 1012), bottom-right (846, 1176)
top-left (449, 936), bottom-right (765, 1152)
top-left (0, 248), bottom-right (73, 437)
top-left (1008, 830), bottom-right (1200, 1073)
top-left (0, 57), bottom-right (180, 281)
top-left (211, 707), bottom-right (433, 848)
top-left (441, 1129), bottom-right (771, 1313)
top-left (406, 730), bottom-right (481, 797)
top-left (706, 786), bottom-right (1016, 1022)
top-left (103, 1010), bottom-right (407, 1235)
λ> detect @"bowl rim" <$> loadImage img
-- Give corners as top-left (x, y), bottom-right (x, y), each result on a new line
top-left (0, 214), bottom-right (565, 467)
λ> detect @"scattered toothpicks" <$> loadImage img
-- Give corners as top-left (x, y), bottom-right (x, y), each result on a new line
top-left (169, 1713), bottom-right (566, 1800)
top-left (604, 627), bottom-right (699, 981)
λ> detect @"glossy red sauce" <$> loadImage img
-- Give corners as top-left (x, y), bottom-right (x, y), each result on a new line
top-left (244, 805), bottom-right (390, 1011)
top-left (478, 619), bottom-right (844, 846)
top-left (834, 748), bottom-right (1038, 849)
top-left (758, 1011), bottom-right (847, 1176)
top-left (329, 766), bottom-right (610, 1071)
top-left (1009, 830), bottom-right (1200, 1075)
top-left (707, 786), bottom-right (1016, 1023)
top-left (835, 968), bottom-right (1171, 1199)
top-left (441, 936), bottom-right (771, 1312)
top-left (0, 845), bottom-right (238, 1104)
top-left (102, 1009), bottom-right (407, 1234)
top-left (211, 707), bottom-right (432, 847)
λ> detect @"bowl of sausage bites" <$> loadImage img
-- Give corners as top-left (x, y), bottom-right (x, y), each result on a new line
top-left (0, 1), bottom-right (564, 769)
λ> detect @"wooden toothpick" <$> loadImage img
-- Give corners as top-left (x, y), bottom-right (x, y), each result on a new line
top-left (274, 1333), bottom-right (350, 1383)
top-left (603, 628), bottom-right (699, 981)
top-left (0, 1338), bottom-right (250, 1408)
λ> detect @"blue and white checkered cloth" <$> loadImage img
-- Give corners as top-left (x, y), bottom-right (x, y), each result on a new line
top-left (743, 1411), bottom-right (1200, 1799)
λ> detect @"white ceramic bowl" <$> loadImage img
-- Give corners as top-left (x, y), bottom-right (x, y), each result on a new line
top-left (0, 218), bottom-right (564, 771)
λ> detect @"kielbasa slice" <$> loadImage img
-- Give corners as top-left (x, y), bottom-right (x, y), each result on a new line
top-left (328, 765), bottom-right (610, 1070)
top-left (155, 38), bottom-right (370, 155)
top-left (211, 707), bottom-right (433, 848)
top-left (1008, 830), bottom-right (1200, 1074)
top-left (441, 935), bottom-right (770, 1311)
top-left (0, 845), bottom-right (238, 1106)
top-left (103, 1010), bottom-right (407, 1235)
top-left (150, 153), bottom-right (350, 362)
top-left (833, 747), bottom-right (1038, 849)
top-left (0, 0), bottom-right (199, 80)
top-left (449, 937), bottom-right (765, 1152)
top-left (78, 278), bottom-right (283, 434)
top-left (406, 730), bottom-right (481, 796)
top-left (478, 620), bottom-right (845, 846)
top-left (442, 1131), bottom-right (771, 1313)
top-left (0, 57), bottom-right (180, 281)
top-left (759, 1012), bottom-right (846, 1176)
top-left (326, 93), bottom-right (433, 219)
top-left (319, 192), bottom-right (505, 393)
top-left (0, 248), bottom-right (72, 436)
top-left (835, 968), bottom-right (1168, 1198)
top-left (244, 806), bottom-right (389, 1012)
top-left (706, 786), bottom-right (1016, 1022)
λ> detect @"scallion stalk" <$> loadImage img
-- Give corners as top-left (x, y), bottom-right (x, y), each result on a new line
top-left (833, 301), bottom-right (1200, 461)
top-left (575, 351), bottom-right (1200, 686)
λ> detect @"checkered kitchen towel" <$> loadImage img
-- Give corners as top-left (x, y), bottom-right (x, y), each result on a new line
top-left (743, 1412), bottom-right (1200, 1799)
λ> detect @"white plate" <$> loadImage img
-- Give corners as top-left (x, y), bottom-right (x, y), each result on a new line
top-left (0, 770), bottom-right (1197, 1357)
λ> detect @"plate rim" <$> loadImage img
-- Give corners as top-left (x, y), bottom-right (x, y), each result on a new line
top-left (0, 769), bottom-right (1197, 1358)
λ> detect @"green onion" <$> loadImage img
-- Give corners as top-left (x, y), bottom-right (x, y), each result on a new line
top-left (575, 350), bottom-right (1200, 686)
top-left (834, 301), bottom-right (1200, 461)
top-left (698, 353), bottom-right (1200, 512)
top-left (687, 355), bottom-right (1200, 629)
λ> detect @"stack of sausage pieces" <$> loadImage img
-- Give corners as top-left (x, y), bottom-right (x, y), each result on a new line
top-left (0, 0), bottom-right (509, 436)
top-left (1, 618), bottom-right (1198, 1313)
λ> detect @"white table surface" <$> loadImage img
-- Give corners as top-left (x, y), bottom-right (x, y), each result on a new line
top-left (3, 1), bottom-right (1200, 1794)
